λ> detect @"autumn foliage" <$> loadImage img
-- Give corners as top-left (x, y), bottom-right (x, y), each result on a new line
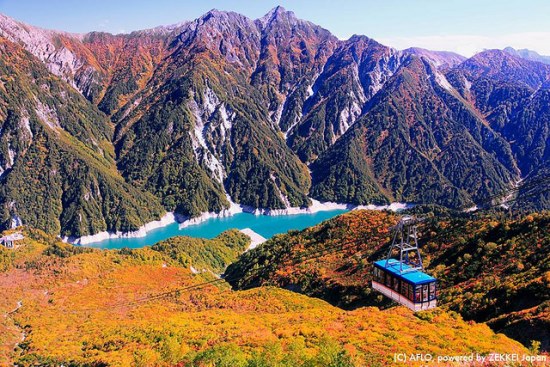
top-left (0, 224), bottom-right (529, 366)
top-left (228, 210), bottom-right (550, 351)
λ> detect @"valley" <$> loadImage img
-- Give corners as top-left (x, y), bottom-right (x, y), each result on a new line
top-left (83, 208), bottom-right (349, 249)
top-left (0, 4), bottom-right (548, 366)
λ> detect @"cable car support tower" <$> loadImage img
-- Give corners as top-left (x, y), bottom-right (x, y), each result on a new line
top-left (372, 216), bottom-right (438, 311)
top-left (385, 216), bottom-right (424, 273)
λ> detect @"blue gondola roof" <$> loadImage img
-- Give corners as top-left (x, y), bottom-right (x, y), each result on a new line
top-left (374, 258), bottom-right (436, 285)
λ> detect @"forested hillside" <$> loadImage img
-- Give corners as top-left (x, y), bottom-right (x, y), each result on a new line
top-left (226, 210), bottom-right (550, 350)
top-left (0, 8), bottom-right (548, 238)
top-left (0, 37), bottom-right (164, 237)
top-left (0, 227), bottom-right (528, 366)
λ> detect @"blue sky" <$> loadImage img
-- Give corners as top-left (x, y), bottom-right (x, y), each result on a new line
top-left (1, 0), bottom-right (549, 56)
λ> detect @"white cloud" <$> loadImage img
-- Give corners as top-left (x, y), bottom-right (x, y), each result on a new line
top-left (376, 32), bottom-right (550, 57)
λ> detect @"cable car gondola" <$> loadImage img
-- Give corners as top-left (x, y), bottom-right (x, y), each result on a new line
top-left (372, 216), bottom-right (437, 311)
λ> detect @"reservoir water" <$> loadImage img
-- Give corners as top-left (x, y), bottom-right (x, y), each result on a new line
top-left (85, 209), bottom-right (348, 249)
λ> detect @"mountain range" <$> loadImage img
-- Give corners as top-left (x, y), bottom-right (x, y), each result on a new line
top-left (0, 7), bottom-right (548, 237)
top-left (504, 46), bottom-right (550, 65)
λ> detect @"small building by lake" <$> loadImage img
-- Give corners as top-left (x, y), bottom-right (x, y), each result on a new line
top-left (0, 232), bottom-right (24, 249)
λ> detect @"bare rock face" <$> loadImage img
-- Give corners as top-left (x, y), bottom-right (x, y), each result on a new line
top-left (0, 13), bottom-right (91, 90)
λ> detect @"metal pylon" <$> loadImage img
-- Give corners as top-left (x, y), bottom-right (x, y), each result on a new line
top-left (384, 216), bottom-right (424, 273)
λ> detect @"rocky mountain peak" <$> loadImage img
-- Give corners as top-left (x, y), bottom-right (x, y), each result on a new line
top-left (0, 13), bottom-right (56, 57)
top-left (190, 8), bottom-right (258, 33)
top-left (503, 46), bottom-right (550, 65)
top-left (459, 49), bottom-right (550, 89)
top-left (201, 8), bottom-right (232, 21)
top-left (257, 6), bottom-right (300, 29)
top-left (404, 47), bottom-right (466, 70)
top-left (0, 7), bottom-right (548, 240)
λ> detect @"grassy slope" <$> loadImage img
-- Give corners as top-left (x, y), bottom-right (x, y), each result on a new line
top-left (0, 228), bottom-right (527, 367)
top-left (226, 210), bottom-right (550, 351)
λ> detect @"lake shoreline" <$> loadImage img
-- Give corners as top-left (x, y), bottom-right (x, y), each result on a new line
top-left (64, 199), bottom-right (412, 246)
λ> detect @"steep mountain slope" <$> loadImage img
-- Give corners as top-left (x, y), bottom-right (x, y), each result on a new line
top-left (253, 6), bottom-right (338, 133)
top-left (113, 10), bottom-right (312, 214)
top-left (226, 210), bottom-right (550, 350)
top-left (0, 13), bottom-right (95, 90)
top-left (0, 37), bottom-right (164, 237)
top-left (310, 55), bottom-right (517, 208)
top-left (0, 8), bottom-right (549, 237)
top-left (514, 168), bottom-right (550, 211)
top-left (405, 47), bottom-right (466, 70)
top-left (448, 50), bottom-right (550, 176)
top-left (0, 9), bottom-right (315, 233)
top-left (424, 212), bottom-right (550, 351)
top-left (0, 228), bottom-right (528, 366)
top-left (79, 31), bottom-right (170, 113)
top-left (288, 36), bottom-right (404, 162)
top-left (226, 210), bottom-right (398, 305)
top-left (0, 13), bottom-right (171, 112)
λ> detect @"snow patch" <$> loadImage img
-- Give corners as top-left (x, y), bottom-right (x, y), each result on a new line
top-left (307, 85), bottom-right (314, 97)
top-left (464, 77), bottom-right (472, 93)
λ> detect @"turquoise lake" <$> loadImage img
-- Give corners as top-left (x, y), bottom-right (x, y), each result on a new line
top-left (85, 210), bottom-right (349, 249)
